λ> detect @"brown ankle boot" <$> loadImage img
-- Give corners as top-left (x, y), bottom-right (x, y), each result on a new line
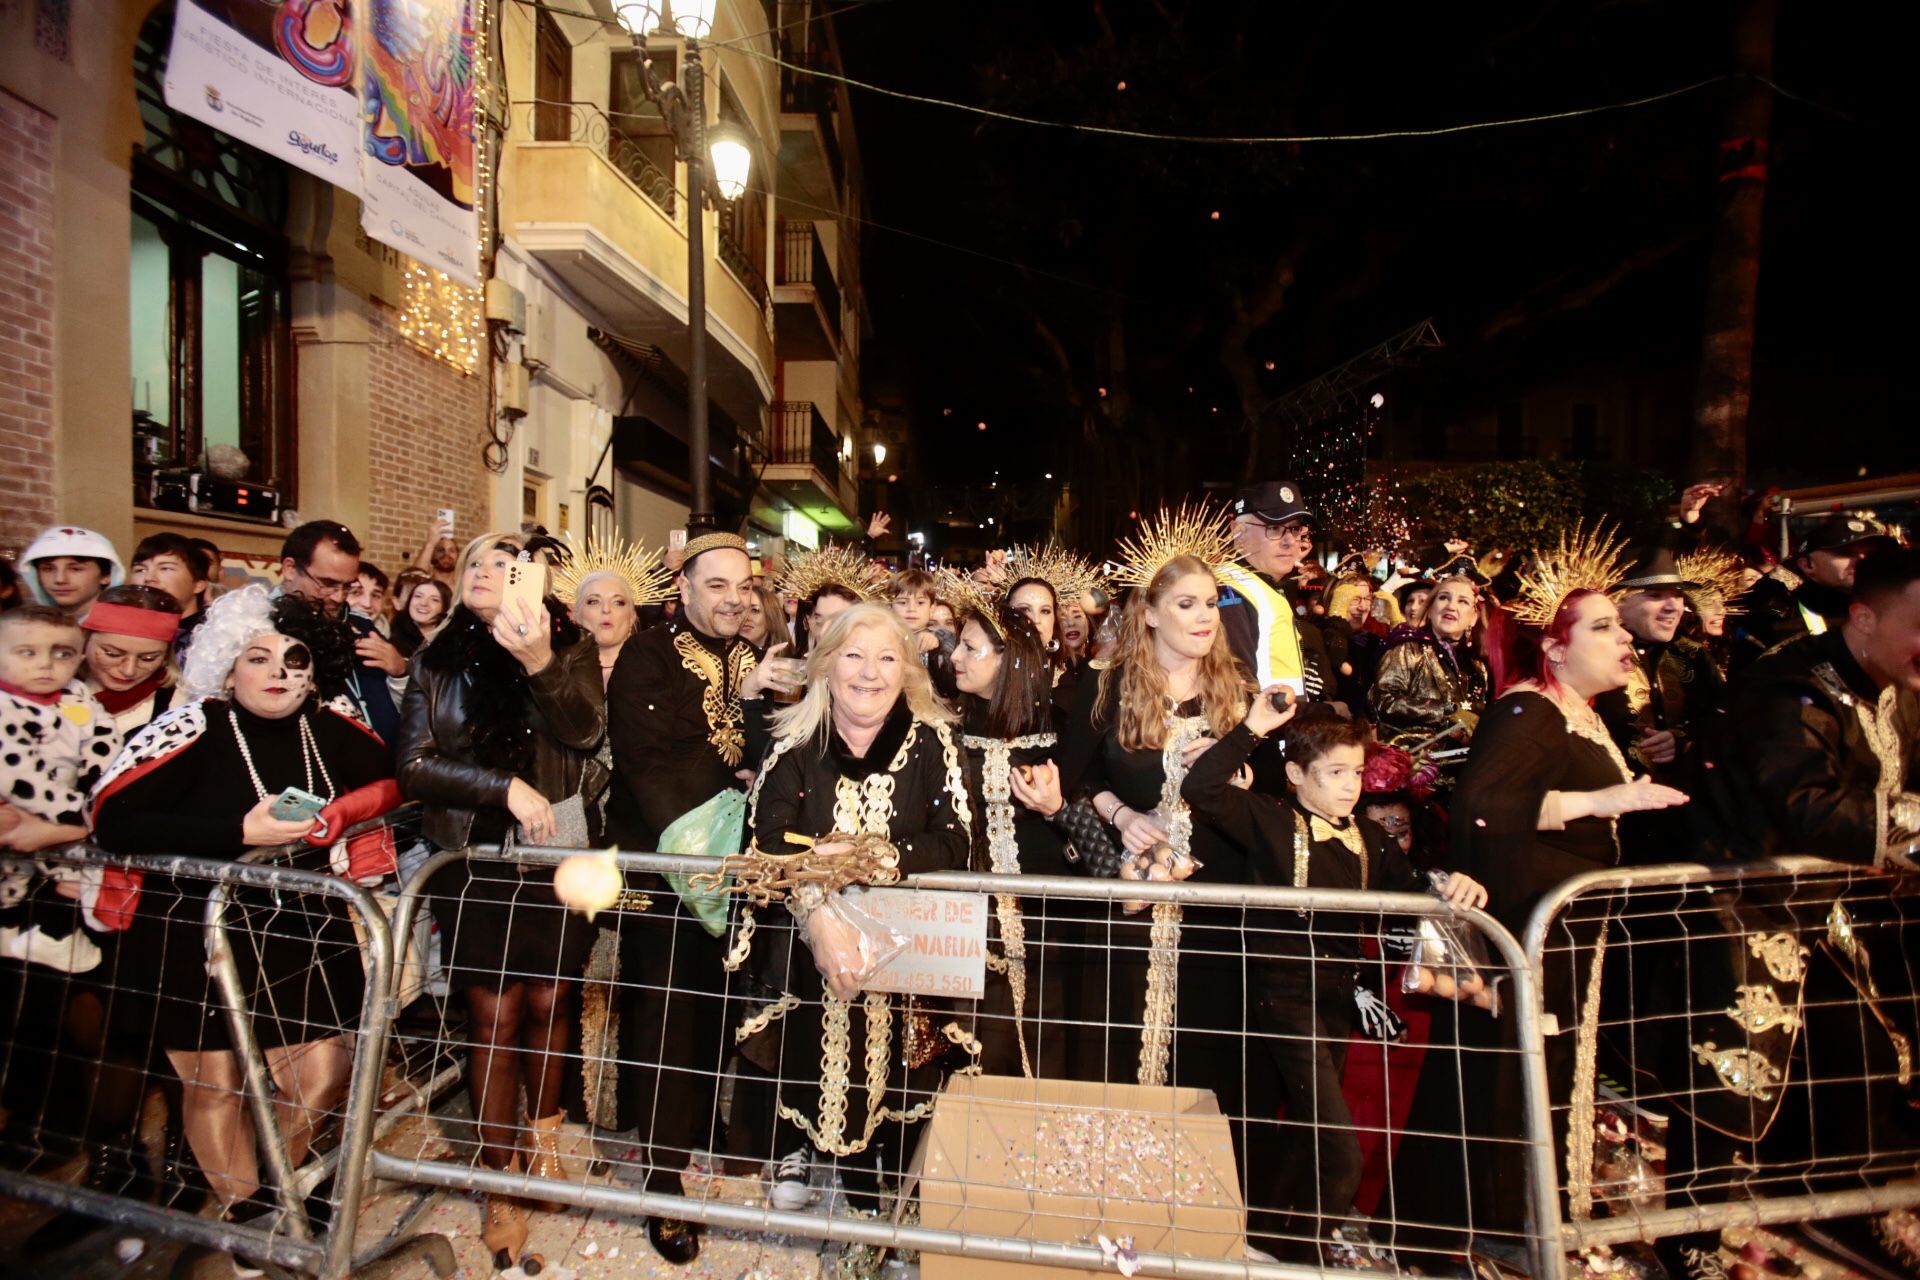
top-left (482, 1157), bottom-right (541, 1274)
top-left (523, 1112), bottom-right (569, 1212)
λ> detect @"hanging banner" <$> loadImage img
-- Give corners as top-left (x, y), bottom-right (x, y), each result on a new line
top-left (164, 0), bottom-right (480, 287)
top-left (356, 0), bottom-right (482, 286)
top-left (162, 0), bottom-right (363, 193)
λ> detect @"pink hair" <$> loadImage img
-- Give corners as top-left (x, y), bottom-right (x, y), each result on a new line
top-left (1486, 587), bottom-right (1608, 696)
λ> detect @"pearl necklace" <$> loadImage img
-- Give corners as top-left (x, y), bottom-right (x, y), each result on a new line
top-left (230, 709), bottom-right (335, 804)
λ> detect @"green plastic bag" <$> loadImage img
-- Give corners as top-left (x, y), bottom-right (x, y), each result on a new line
top-left (658, 788), bottom-right (747, 937)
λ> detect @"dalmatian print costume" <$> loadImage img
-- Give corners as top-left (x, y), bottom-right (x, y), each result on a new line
top-left (0, 680), bottom-right (122, 970)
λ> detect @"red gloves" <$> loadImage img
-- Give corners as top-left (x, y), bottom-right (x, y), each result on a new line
top-left (309, 780), bottom-right (406, 882)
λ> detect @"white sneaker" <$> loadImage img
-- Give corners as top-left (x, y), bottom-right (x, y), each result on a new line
top-left (0, 924), bottom-right (102, 974)
top-left (769, 1147), bottom-right (814, 1211)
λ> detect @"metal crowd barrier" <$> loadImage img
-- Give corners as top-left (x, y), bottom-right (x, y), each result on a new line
top-left (58, 827), bottom-right (1920, 1277)
top-left (371, 845), bottom-right (1563, 1280)
top-left (1522, 855), bottom-right (1920, 1256)
top-left (0, 807), bottom-right (468, 1279)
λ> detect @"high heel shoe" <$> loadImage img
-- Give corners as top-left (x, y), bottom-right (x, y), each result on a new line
top-left (482, 1157), bottom-right (544, 1276)
top-left (523, 1112), bottom-right (569, 1213)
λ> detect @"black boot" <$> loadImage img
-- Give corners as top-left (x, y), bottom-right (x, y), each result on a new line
top-left (647, 1215), bottom-right (703, 1265)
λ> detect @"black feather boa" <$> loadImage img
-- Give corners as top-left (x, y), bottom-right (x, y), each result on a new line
top-left (420, 601), bottom-right (583, 774)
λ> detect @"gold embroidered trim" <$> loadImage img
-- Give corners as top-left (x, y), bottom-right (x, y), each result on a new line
top-left (1747, 932), bottom-right (1809, 984)
top-left (964, 731), bottom-right (1057, 1081)
top-left (1725, 985), bottom-right (1802, 1035)
top-left (1566, 921), bottom-right (1609, 1220)
top-left (1693, 1041), bottom-right (1783, 1101)
top-left (1826, 902), bottom-right (1913, 1085)
top-left (1136, 713), bottom-right (1210, 1087)
top-left (673, 631), bottom-right (757, 767)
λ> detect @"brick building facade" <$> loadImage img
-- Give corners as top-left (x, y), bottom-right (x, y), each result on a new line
top-left (0, 2), bottom-right (499, 582)
top-left (0, 90), bottom-right (58, 550)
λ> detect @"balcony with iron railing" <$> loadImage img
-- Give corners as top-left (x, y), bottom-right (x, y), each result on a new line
top-left (777, 45), bottom-right (845, 198)
top-left (503, 98), bottom-right (775, 426)
top-left (773, 220), bottom-right (842, 361)
top-left (766, 400), bottom-right (857, 528)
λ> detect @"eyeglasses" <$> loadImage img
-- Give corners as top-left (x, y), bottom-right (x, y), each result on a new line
top-left (292, 563), bottom-right (354, 596)
top-left (1371, 814), bottom-right (1412, 835)
top-left (1256, 523), bottom-right (1310, 544)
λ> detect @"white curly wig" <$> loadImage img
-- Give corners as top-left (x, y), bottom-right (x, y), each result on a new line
top-left (178, 583), bottom-right (280, 702)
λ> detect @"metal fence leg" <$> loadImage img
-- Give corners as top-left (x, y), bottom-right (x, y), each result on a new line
top-left (204, 882), bottom-right (314, 1244)
top-left (323, 881), bottom-right (403, 1280)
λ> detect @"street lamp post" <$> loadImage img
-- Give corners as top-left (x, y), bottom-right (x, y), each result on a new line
top-left (614, 0), bottom-right (752, 533)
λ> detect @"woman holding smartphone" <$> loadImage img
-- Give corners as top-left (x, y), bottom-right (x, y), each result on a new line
top-left (397, 532), bottom-right (605, 1273)
top-left (90, 585), bottom-right (397, 1248)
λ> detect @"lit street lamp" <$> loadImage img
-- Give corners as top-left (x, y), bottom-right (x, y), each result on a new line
top-left (614, 0), bottom-right (750, 532)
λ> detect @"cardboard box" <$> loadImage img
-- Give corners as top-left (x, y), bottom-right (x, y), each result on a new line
top-left (905, 1074), bottom-right (1247, 1280)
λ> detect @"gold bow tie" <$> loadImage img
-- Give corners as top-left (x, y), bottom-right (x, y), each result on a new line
top-left (1309, 814), bottom-right (1347, 843)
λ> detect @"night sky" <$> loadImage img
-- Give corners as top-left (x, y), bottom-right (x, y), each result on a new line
top-left (829, 0), bottom-right (1901, 546)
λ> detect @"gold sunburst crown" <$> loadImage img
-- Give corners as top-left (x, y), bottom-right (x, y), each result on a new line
top-left (549, 534), bottom-right (675, 607)
top-left (1509, 521), bottom-right (1629, 629)
top-left (1111, 501), bottom-right (1239, 590)
top-left (1002, 542), bottom-right (1109, 605)
top-left (934, 567), bottom-right (1007, 636)
top-left (1677, 547), bottom-right (1753, 616)
top-left (777, 542), bottom-right (882, 604)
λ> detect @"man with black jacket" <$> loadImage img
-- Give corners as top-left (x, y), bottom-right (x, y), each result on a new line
top-left (1734, 513), bottom-right (1895, 673)
top-left (602, 530), bottom-right (801, 1262)
top-left (1704, 545), bottom-right (1920, 867)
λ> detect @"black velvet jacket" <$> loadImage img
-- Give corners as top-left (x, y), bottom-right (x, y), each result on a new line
top-left (605, 618), bottom-right (758, 850)
top-left (1700, 627), bottom-right (1920, 866)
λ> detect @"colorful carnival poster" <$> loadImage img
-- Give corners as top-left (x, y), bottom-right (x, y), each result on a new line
top-left (356, 0), bottom-right (482, 286)
top-left (163, 0), bottom-right (363, 193)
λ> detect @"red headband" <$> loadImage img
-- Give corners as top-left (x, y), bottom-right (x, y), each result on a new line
top-left (81, 602), bottom-right (181, 644)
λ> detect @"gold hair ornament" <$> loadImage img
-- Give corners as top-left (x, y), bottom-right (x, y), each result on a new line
top-left (1676, 547), bottom-right (1753, 616)
top-left (934, 567), bottom-right (1007, 637)
top-left (1508, 521), bottom-right (1629, 629)
top-left (1000, 542), bottom-right (1109, 605)
top-left (777, 542), bottom-right (882, 604)
top-left (1112, 502), bottom-right (1239, 591)
top-left (549, 534), bottom-right (675, 607)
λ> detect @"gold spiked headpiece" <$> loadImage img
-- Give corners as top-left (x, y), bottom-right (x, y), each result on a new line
top-left (1001, 543), bottom-right (1109, 605)
top-left (777, 542), bottom-right (882, 604)
top-left (934, 566), bottom-right (1008, 638)
top-left (1111, 502), bottom-right (1239, 591)
top-left (549, 534), bottom-right (675, 607)
top-left (1676, 548), bottom-right (1753, 616)
top-left (1508, 522), bottom-right (1629, 629)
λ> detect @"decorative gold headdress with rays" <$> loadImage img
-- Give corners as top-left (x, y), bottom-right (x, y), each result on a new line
top-left (1508, 521), bottom-right (1629, 629)
top-left (549, 534), bottom-right (675, 607)
top-left (1001, 543), bottom-right (1109, 605)
top-left (776, 542), bottom-right (882, 604)
top-left (1676, 548), bottom-right (1753, 616)
top-left (1112, 502), bottom-right (1239, 590)
top-left (934, 566), bottom-right (1008, 637)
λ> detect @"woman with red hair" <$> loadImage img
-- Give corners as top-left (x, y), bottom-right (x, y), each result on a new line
top-left (1398, 528), bottom-right (1687, 1250)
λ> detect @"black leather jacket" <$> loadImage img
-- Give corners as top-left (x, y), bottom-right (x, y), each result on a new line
top-left (397, 634), bottom-right (608, 849)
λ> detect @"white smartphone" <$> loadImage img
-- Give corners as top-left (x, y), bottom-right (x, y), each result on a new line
top-left (436, 508), bottom-right (455, 537)
top-left (501, 557), bottom-right (547, 620)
